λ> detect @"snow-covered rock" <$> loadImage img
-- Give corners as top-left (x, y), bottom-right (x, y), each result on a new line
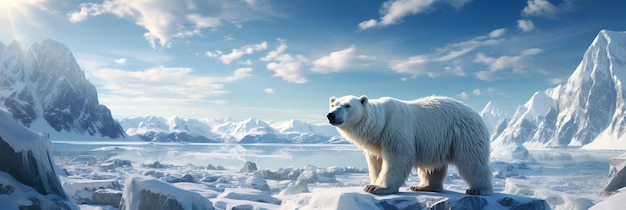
top-left (217, 188), bottom-right (281, 205)
top-left (280, 187), bottom-right (550, 210)
top-left (253, 169), bottom-right (290, 180)
top-left (98, 159), bottom-right (132, 171)
top-left (60, 177), bottom-right (121, 204)
top-left (599, 153), bottom-right (626, 196)
top-left (0, 110), bottom-right (78, 209)
top-left (590, 187), bottom-right (626, 210)
top-left (490, 137), bottom-right (530, 162)
top-left (279, 180), bottom-right (310, 195)
top-left (0, 40), bottom-right (124, 139)
top-left (240, 161), bottom-right (258, 173)
top-left (119, 175), bottom-right (214, 210)
top-left (244, 176), bottom-right (271, 192)
top-left (296, 169), bottom-right (337, 183)
top-left (91, 189), bottom-right (122, 207)
top-left (504, 178), bottom-right (593, 210)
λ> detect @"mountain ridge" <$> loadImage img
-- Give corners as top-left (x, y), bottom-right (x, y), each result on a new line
top-left (491, 30), bottom-right (626, 149)
top-left (0, 39), bottom-right (125, 139)
top-left (119, 115), bottom-right (345, 144)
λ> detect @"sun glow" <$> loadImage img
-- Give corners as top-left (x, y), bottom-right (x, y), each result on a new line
top-left (0, 0), bottom-right (39, 38)
top-left (0, 0), bottom-right (27, 9)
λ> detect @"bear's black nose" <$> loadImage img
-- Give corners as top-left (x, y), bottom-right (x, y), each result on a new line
top-left (327, 113), bottom-right (335, 121)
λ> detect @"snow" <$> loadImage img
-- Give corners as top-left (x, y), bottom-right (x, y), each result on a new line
top-left (591, 187), bottom-right (626, 210)
top-left (60, 177), bottom-right (121, 204)
top-left (44, 140), bottom-right (626, 209)
top-left (119, 175), bottom-right (214, 210)
top-left (279, 187), bottom-right (549, 210)
top-left (598, 152), bottom-right (626, 196)
top-left (504, 178), bottom-right (593, 210)
top-left (0, 110), bottom-right (47, 152)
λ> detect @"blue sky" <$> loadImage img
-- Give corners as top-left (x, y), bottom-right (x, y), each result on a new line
top-left (1, 0), bottom-right (625, 124)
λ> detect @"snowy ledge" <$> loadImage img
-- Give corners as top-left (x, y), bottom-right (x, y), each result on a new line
top-left (118, 174), bottom-right (550, 210)
top-left (279, 187), bottom-right (550, 210)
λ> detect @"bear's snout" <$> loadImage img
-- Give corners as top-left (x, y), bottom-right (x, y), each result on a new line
top-left (327, 112), bottom-right (342, 126)
top-left (327, 112), bottom-right (335, 121)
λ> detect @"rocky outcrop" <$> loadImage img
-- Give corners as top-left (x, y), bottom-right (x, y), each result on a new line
top-left (0, 110), bottom-right (78, 209)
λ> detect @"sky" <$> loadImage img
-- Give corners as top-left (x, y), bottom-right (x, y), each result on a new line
top-left (1, 0), bottom-right (625, 124)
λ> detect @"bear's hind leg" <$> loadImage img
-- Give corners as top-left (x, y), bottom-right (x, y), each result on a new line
top-left (410, 165), bottom-right (446, 192)
top-left (456, 160), bottom-right (493, 195)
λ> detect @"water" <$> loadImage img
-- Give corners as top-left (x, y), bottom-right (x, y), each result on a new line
top-left (51, 141), bottom-right (368, 169)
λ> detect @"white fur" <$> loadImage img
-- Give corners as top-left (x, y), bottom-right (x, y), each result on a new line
top-left (327, 95), bottom-right (493, 195)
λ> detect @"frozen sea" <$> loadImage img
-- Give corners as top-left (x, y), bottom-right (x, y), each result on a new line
top-left (50, 141), bottom-right (625, 209)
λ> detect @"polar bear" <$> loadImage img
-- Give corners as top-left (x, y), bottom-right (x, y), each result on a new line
top-left (326, 95), bottom-right (492, 195)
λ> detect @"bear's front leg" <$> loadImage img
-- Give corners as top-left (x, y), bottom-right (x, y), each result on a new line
top-left (363, 144), bottom-right (413, 195)
top-left (365, 153), bottom-right (382, 184)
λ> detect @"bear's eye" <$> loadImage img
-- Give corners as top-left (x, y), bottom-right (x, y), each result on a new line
top-left (345, 104), bottom-right (351, 108)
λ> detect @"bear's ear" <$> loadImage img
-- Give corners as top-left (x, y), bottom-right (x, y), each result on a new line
top-left (329, 97), bottom-right (337, 104)
top-left (359, 95), bottom-right (368, 105)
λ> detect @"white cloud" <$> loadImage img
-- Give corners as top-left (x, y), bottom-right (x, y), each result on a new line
top-left (390, 55), bottom-right (430, 77)
top-left (472, 88), bottom-right (481, 96)
top-left (517, 19), bottom-right (535, 32)
top-left (358, 19), bottom-right (378, 30)
top-left (263, 88), bottom-right (275, 94)
top-left (67, 0), bottom-right (276, 48)
top-left (477, 53), bottom-right (523, 71)
top-left (89, 66), bottom-right (252, 99)
top-left (261, 39), bottom-right (308, 84)
top-left (186, 14), bottom-right (221, 28)
top-left (359, 0), bottom-right (472, 30)
top-left (473, 48), bottom-right (543, 81)
top-left (238, 59), bottom-right (254, 65)
top-left (444, 66), bottom-right (465, 76)
top-left (207, 41), bottom-right (268, 64)
top-left (311, 45), bottom-right (357, 74)
top-left (457, 91), bottom-right (469, 99)
top-left (521, 48), bottom-right (543, 55)
top-left (522, 0), bottom-right (559, 18)
top-left (488, 28), bottom-right (506, 38)
top-left (114, 58), bottom-right (127, 64)
top-left (549, 78), bottom-right (564, 85)
top-left (390, 29), bottom-right (502, 77)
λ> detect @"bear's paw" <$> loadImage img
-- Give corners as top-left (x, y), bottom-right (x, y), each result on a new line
top-left (363, 184), bottom-right (399, 195)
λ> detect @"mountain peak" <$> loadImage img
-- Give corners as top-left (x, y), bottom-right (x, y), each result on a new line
top-left (480, 101), bottom-right (508, 134)
top-left (0, 39), bottom-right (125, 139)
top-left (492, 30), bottom-right (626, 149)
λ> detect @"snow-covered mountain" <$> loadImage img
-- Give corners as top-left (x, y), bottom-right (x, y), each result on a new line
top-left (119, 116), bottom-right (344, 144)
top-left (492, 30), bottom-right (626, 149)
top-left (479, 101), bottom-right (508, 137)
top-left (0, 40), bottom-right (124, 139)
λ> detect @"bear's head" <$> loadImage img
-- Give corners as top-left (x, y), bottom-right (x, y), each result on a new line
top-left (327, 95), bottom-right (368, 127)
